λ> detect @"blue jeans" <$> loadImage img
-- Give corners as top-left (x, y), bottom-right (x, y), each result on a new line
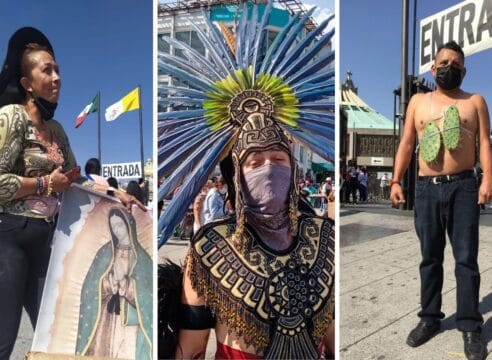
top-left (358, 184), bottom-right (367, 202)
top-left (414, 176), bottom-right (482, 332)
top-left (0, 213), bottom-right (53, 359)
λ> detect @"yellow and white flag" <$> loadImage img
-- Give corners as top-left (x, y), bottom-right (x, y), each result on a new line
top-left (105, 87), bottom-right (140, 121)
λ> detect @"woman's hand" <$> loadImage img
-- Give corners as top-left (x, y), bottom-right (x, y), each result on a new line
top-left (49, 167), bottom-right (71, 193)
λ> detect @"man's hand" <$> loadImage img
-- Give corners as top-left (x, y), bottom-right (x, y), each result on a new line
top-left (478, 179), bottom-right (492, 205)
top-left (390, 183), bottom-right (406, 206)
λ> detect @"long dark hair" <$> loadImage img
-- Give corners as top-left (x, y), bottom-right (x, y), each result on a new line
top-left (158, 260), bottom-right (183, 359)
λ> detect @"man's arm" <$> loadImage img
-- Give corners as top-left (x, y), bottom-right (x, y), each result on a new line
top-left (390, 94), bottom-right (419, 205)
top-left (175, 258), bottom-right (211, 359)
top-left (475, 94), bottom-right (492, 204)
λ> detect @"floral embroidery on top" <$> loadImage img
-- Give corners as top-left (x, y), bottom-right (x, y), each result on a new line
top-left (34, 127), bottom-right (65, 166)
top-left (0, 104), bottom-right (78, 218)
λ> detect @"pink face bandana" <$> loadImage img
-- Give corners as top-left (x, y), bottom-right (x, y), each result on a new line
top-left (241, 163), bottom-right (292, 251)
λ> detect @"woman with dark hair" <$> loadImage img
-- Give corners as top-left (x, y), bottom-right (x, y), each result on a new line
top-left (0, 27), bottom-right (142, 357)
top-left (126, 180), bottom-right (145, 204)
top-left (107, 176), bottom-right (119, 189)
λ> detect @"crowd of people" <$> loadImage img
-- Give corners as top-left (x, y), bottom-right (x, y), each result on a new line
top-left (84, 157), bottom-right (150, 207)
top-left (298, 176), bottom-right (335, 217)
top-left (340, 166), bottom-right (391, 204)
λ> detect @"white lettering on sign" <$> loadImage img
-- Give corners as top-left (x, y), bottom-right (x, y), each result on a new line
top-left (419, 0), bottom-right (492, 74)
top-left (102, 162), bottom-right (142, 179)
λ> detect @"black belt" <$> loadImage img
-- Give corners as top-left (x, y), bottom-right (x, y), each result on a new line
top-left (418, 170), bottom-right (476, 184)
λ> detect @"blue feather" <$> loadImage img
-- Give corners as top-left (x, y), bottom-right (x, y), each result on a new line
top-left (159, 52), bottom-right (220, 83)
top-left (200, 8), bottom-right (237, 72)
top-left (298, 111), bottom-right (334, 126)
top-left (297, 100), bottom-right (334, 111)
top-left (259, 11), bottom-right (301, 74)
top-left (265, 7), bottom-right (317, 74)
top-left (235, 2), bottom-right (248, 69)
top-left (278, 29), bottom-right (335, 79)
top-left (158, 117), bottom-right (204, 135)
top-left (251, 1), bottom-right (272, 78)
top-left (158, 134), bottom-right (234, 247)
top-left (296, 119), bottom-right (334, 139)
top-left (297, 87), bottom-right (335, 102)
top-left (159, 122), bottom-right (208, 144)
top-left (282, 126), bottom-right (334, 161)
top-left (158, 126), bottom-right (233, 190)
top-left (289, 68), bottom-right (335, 89)
top-left (273, 15), bottom-right (333, 76)
top-left (244, 4), bottom-right (258, 67)
top-left (159, 96), bottom-right (204, 107)
top-left (158, 128), bottom-right (212, 171)
top-left (285, 51), bottom-right (334, 85)
top-left (159, 109), bottom-right (205, 121)
top-left (159, 61), bottom-right (214, 92)
top-left (158, 85), bottom-right (207, 99)
top-left (160, 37), bottom-right (226, 79)
top-left (157, 124), bottom-right (229, 178)
top-left (294, 80), bottom-right (334, 95)
top-left (189, 22), bottom-right (233, 76)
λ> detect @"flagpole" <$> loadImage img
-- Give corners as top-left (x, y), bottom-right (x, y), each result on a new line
top-left (98, 90), bottom-right (101, 163)
top-left (138, 85), bottom-right (144, 181)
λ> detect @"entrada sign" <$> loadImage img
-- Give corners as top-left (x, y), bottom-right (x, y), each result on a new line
top-left (419, 0), bottom-right (492, 74)
top-left (102, 161), bottom-right (142, 179)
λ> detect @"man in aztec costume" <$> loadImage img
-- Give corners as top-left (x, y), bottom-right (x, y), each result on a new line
top-left (157, 1), bottom-right (335, 358)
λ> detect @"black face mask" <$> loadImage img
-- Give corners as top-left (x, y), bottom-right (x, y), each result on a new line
top-left (435, 65), bottom-right (463, 90)
top-left (32, 93), bottom-right (57, 121)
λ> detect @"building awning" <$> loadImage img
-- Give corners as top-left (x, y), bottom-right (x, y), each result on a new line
top-left (340, 88), bottom-right (396, 130)
top-left (312, 162), bottom-right (334, 172)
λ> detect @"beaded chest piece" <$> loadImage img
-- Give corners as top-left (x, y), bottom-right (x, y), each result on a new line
top-left (188, 214), bottom-right (335, 359)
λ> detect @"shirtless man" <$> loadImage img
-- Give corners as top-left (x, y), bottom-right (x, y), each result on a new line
top-left (390, 41), bottom-right (492, 360)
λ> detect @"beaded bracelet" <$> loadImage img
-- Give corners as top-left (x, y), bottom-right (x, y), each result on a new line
top-left (45, 175), bottom-right (54, 197)
top-left (35, 177), bottom-right (43, 195)
top-left (42, 176), bottom-right (48, 195)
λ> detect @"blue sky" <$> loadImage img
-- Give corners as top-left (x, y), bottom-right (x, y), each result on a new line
top-left (0, 0), bottom-right (153, 170)
top-left (341, 1), bottom-right (492, 122)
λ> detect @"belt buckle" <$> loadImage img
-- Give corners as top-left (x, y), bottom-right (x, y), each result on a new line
top-left (433, 175), bottom-right (451, 184)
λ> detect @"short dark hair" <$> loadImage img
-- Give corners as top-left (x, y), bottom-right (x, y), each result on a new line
top-left (126, 180), bottom-right (145, 203)
top-left (84, 158), bottom-right (101, 176)
top-left (107, 176), bottom-right (119, 189)
top-left (436, 41), bottom-right (465, 62)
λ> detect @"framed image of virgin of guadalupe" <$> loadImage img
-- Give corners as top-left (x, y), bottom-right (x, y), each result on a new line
top-left (31, 184), bottom-right (153, 360)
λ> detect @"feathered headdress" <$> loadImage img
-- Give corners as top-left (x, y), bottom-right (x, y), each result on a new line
top-left (158, 1), bottom-right (335, 246)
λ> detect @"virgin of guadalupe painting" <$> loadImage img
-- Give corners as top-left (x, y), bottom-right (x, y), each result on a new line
top-left (31, 185), bottom-right (152, 360)
top-left (76, 207), bottom-right (152, 359)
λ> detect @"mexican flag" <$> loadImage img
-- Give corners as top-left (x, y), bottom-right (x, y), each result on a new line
top-left (75, 93), bottom-right (99, 128)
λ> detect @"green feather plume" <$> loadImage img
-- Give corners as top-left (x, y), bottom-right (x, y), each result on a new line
top-left (203, 66), bottom-right (299, 130)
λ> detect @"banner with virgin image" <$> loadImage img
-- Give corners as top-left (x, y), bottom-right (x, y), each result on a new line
top-left (31, 184), bottom-right (153, 360)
